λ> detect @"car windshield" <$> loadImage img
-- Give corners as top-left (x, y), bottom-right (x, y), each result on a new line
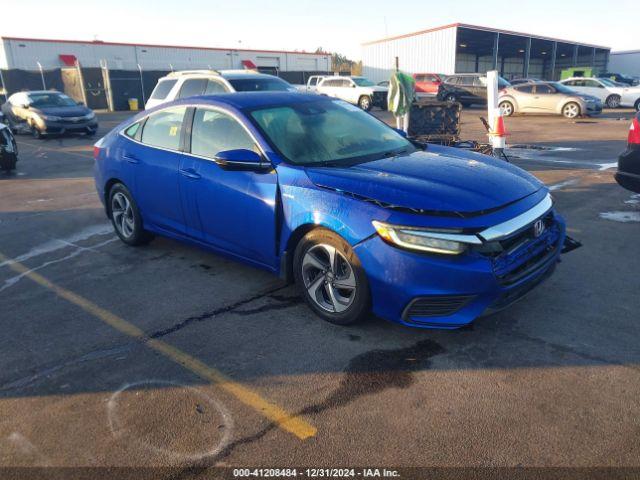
top-left (352, 77), bottom-right (375, 87)
top-left (249, 99), bottom-right (415, 166)
top-left (551, 82), bottom-right (575, 94)
top-left (227, 77), bottom-right (295, 92)
top-left (28, 93), bottom-right (77, 108)
top-left (598, 78), bottom-right (617, 87)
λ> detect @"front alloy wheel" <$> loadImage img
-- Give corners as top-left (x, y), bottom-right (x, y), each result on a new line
top-left (302, 244), bottom-right (357, 313)
top-left (358, 96), bottom-right (372, 111)
top-left (294, 229), bottom-right (370, 325)
top-left (562, 102), bottom-right (581, 119)
top-left (499, 101), bottom-right (514, 116)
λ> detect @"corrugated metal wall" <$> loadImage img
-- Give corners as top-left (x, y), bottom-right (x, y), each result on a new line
top-left (362, 27), bottom-right (457, 83)
top-left (0, 38), bottom-right (331, 72)
top-left (609, 52), bottom-right (640, 76)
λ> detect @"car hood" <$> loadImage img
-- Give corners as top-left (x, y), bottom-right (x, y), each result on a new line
top-left (305, 150), bottom-right (543, 215)
top-left (32, 105), bottom-right (92, 117)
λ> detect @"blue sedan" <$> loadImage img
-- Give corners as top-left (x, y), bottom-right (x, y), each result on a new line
top-left (94, 93), bottom-right (566, 329)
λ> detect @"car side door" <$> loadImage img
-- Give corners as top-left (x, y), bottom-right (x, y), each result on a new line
top-left (513, 84), bottom-right (536, 111)
top-left (532, 84), bottom-right (558, 112)
top-left (128, 106), bottom-right (189, 235)
top-left (5, 93), bottom-right (30, 125)
top-left (179, 107), bottom-right (278, 268)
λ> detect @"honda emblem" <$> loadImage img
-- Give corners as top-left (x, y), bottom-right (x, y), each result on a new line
top-left (533, 219), bottom-right (545, 238)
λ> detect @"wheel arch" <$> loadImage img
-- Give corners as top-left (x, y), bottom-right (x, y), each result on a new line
top-left (103, 178), bottom-right (129, 219)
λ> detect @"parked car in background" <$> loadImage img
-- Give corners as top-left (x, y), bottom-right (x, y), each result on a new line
top-left (296, 75), bottom-right (326, 93)
top-left (377, 80), bottom-right (389, 87)
top-left (601, 73), bottom-right (639, 86)
top-left (1, 91), bottom-right (98, 138)
top-left (437, 73), bottom-right (511, 106)
top-left (146, 70), bottom-right (297, 109)
top-left (560, 77), bottom-right (640, 110)
top-left (509, 78), bottom-right (543, 85)
top-left (615, 111), bottom-right (640, 193)
top-left (0, 122), bottom-right (18, 172)
top-left (94, 93), bottom-right (566, 329)
top-left (316, 76), bottom-right (388, 110)
top-left (413, 73), bottom-right (446, 95)
top-left (498, 82), bottom-right (602, 118)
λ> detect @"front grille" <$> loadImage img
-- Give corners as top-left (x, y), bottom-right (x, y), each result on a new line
top-left (404, 295), bottom-right (475, 318)
top-left (491, 212), bottom-right (561, 286)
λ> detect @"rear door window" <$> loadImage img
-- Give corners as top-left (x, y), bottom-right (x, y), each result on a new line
top-left (515, 85), bottom-right (534, 93)
top-left (178, 79), bottom-right (207, 99)
top-left (204, 80), bottom-right (228, 94)
top-left (535, 84), bottom-right (553, 94)
top-left (149, 79), bottom-right (177, 100)
top-left (141, 107), bottom-right (187, 151)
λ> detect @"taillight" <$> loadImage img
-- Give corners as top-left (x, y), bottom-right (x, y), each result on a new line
top-left (629, 117), bottom-right (640, 145)
top-left (93, 146), bottom-right (101, 159)
top-left (499, 89), bottom-right (508, 95)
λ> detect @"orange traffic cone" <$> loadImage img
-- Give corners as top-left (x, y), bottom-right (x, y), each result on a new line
top-left (492, 115), bottom-right (508, 138)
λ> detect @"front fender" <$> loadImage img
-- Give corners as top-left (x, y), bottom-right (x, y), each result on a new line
top-left (277, 164), bottom-right (381, 251)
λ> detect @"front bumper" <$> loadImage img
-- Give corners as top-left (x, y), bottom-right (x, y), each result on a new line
top-left (616, 146), bottom-right (640, 193)
top-left (354, 210), bottom-right (566, 329)
top-left (41, 118), bottom-right (98, 135)
top-left (586, 103), bottom-right (603, 115)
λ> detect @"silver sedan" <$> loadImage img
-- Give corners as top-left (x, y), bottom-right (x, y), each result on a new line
top-left (499, 82), bottom-right (602, 119)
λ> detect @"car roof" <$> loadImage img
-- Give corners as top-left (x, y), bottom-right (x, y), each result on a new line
top-left (171, 92), bottom-right (329, 110)
top-left (163, 71), bottom-right (281, 81)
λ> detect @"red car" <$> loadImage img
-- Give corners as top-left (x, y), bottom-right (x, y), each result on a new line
top-left (413, 73), bottom-right (447, 95)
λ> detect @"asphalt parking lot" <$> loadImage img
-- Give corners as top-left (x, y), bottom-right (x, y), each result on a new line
top-left (1, 107), bottom-right (639, 475)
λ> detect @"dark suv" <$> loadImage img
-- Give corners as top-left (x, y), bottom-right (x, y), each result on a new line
top-left (437, 74), bottom-right (511, 106)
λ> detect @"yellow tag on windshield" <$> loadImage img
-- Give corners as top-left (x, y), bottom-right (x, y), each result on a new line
top-left (169, 126), bottom-right (178, 136)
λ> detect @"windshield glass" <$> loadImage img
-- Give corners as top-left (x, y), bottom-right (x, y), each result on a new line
top-left (598, 78), bottom-right (617, 87)
top-left (249, 99), bottom-right (414, 166)
top-left (228, 78), bottom-right (295, 92)
top-left (352, 77), bottom-right (375, 87)
top-left (28, 93), bottom-right (77, 108)
top-left (551, 82), bottom-right (575, 94)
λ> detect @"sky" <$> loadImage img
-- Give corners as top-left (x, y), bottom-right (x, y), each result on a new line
top-left (0, 0), bottom-right (636, 60)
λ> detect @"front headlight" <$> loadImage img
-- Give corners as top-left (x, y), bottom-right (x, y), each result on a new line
top-left (372, 221), bottom-right (482, 255)
top-left (85, 112), bottom-right (96, 120)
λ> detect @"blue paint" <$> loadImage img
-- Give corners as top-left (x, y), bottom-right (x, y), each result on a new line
top-left (94, 93), bottom-right (566, 329)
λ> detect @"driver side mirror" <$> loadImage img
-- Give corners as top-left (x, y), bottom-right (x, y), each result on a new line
top-left (214, 149), bottom-right (271, 171)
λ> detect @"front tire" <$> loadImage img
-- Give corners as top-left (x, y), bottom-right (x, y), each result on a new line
top-left (499, 100), bottom-right (514, 116)
top-left (562, 102), bottom-right (581, 119)
top-left (635, 99), bottom-right (640, 112)
top-left (605, 94), bottom-right (621, 108)
top-left (30, 124), bottom-right (43, 139)
top-left (293, 229), bottom-right (370, 326)
top-left (358, 95), bottom-right (372, 111)
top-left (445, 93), bottom-right (457, 103)
top-left (108, 183), bottom-right (154, 246)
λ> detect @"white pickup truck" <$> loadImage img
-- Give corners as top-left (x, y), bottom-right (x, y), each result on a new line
top-left (316, 76), bottom-right (388, 111)
top-left (296, 75), bottom-right (326, 93)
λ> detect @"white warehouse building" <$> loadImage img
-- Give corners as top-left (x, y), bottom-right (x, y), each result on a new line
top-left (609, 51), bottom-right (640, 77)
top-left (0, 36), bottom-right (331, 72)
top-left (362, 23), bottom-right (610, 83)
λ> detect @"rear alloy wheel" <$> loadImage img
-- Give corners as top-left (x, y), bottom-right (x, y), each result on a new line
top-left (358, 95), bottom-right (372, 111)
top-left (294, 229), bottom-right (370, 325)
top-left (108, 183), bottom-right (154, 246)
top-left (562, 102), bottom-right (581, 119)
top-left (499, 101), bottom-right (514, 117)
top-left (605, 94), bottom-right (621, 108)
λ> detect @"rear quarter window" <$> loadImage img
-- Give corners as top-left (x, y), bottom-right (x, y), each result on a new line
top-left (149, 79), bottom-right (178, 100)
top-left (140, 107), bottom-right (187, 151)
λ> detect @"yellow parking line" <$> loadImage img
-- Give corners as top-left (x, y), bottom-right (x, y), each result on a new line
top-left (0, 252), bottom-right (316, 440)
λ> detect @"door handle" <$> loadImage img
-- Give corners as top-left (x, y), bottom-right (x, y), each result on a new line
top-left (123, 153), bottom-right (139, 164)
top-left (179, 167), bottom-right (201, 179)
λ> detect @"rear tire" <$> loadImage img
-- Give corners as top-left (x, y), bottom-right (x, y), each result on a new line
top-left (293, 228), bottom-right (370, 326)
top-left (499, 100), bottom-right (514, 116)
top-left (635, 99), bottom-right (640, 112)
top-left (358, 95), bottom-right (372, 111)
top-left (605, 94), bottom-right (621, 108)
top-left (108, 183), bottom-right (154, 246)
